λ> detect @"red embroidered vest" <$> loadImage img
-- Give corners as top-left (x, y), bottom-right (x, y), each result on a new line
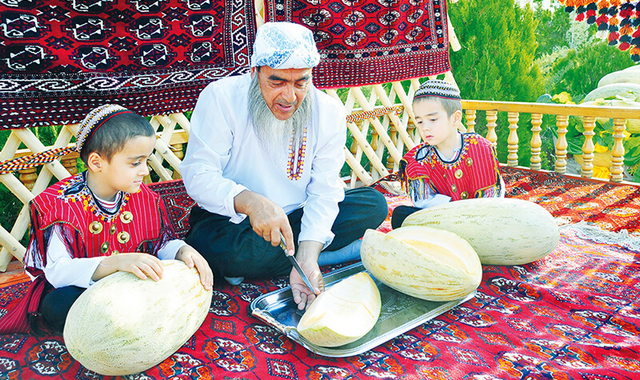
top-left (25, 173), bottom-right (165, 275)
top-left (400, 133), bottom-right (502, 202)
top-left (0, 173), bottom-right (172, 334)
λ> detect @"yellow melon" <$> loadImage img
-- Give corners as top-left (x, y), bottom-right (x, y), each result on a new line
top-left (297, 272), bottom-right (381, 347)
top-left (360, 226), bottom-right (482, 302)
top-left (402, 198), bottom-right (559, 265)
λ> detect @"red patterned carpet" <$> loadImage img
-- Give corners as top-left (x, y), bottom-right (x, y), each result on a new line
top-left (1, 167), bottom-right (639, 379)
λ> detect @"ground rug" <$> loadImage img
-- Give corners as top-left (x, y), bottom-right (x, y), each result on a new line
top-left (0, 167), bottom-right (639, 379)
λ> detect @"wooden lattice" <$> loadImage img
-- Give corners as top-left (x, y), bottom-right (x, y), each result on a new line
top-left (1, 2), bottom-right (639, 271)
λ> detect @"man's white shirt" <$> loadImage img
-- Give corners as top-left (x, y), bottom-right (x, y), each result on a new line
top-left (180, 73), bottom-right (347, 248)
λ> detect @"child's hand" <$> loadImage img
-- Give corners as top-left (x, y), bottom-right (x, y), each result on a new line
top-left (176, 245), bottom-right (214, 290)
top-left (93, 253), bottom-right (164, 282)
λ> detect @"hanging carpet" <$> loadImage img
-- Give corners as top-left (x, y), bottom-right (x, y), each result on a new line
top-left (264, 0), bottom-right (451, 89)
top-left (0, 0), bottom-right (256, 129)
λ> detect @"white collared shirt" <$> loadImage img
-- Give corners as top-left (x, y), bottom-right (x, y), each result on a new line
top-left (180, 73), bottom-right (346, 247)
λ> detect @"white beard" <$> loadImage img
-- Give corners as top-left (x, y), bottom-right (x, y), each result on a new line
top-left (248, 74), bottom-right (313, 161)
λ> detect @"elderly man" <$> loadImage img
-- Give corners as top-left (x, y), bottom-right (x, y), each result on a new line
top-left (180, 22), bottom-right (388, 309)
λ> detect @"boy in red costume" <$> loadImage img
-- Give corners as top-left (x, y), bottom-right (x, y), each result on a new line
top-left (392, 80), bottom-right (504, 228)
top-left (0, 104), bottom-right (213, 334)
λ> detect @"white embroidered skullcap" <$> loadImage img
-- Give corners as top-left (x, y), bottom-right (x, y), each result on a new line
top-left (76, 104), bottom-right (132, 155)
top-left (414, 79), bottom-right (461, 101)
top-left (251, 22), bottom-right (320, 69)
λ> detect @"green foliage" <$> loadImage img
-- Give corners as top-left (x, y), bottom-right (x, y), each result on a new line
top-left (448, 0), bottom-right (545, 102)
top-left (533, 4), bottom-right (572, 57)
top-left (448, 0), bottom-right (551, 167)
top-left (545, 42), bottom-right (636, 103)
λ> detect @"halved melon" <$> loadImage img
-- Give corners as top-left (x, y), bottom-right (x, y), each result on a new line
top-left (297, 272), bottom-right (381, 347)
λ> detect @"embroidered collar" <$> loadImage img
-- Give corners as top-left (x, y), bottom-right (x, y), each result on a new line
top-left (58, 172), bottom-right (130, 222)
top-left (415, 133), bottom-right (465, 164)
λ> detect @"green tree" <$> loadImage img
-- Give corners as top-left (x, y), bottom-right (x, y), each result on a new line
top-left (533, 2), bottom-right (572, 57)
top-left (449, 0), bottom-right (546, 166)
top-left (545, 41), bottom-right (636, 102)
top-left (449, 0), bottom-right (545, 102)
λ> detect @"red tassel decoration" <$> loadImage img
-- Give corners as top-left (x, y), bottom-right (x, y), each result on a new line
top-left (609, 30), bottom-right (620, 45)
top-left (560, 0), bottom-right (640, 62)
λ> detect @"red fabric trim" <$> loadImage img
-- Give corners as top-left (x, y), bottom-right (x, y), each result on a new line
top-left (0, 277), bottom-right (45, 334)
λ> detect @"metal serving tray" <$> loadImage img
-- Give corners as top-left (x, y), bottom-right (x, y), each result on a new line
top-left (249, 262), bottom-right (476, 357)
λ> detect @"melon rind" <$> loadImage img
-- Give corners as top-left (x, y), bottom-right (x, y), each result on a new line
top-left (63, 260), bottom-right (213, 376)
top-left (297, 272), bottom-right (381, 347)
top-left (402, 198), bottom-right (560, 265)
top-left (597, 69), bottom-right (640, 88)
top-left (361, 226), bottom-right (482, 302)
top-left (583, 83), bottom-right (640, 102)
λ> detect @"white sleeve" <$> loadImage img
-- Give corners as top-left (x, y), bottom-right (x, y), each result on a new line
top-left (180, 82), bottom-right (248, 223)
top-left (157, 239), bottom-right (187, 260)
top-left (414, 193), bottom-right (452, 208)
top-left (43, 225), bottom-right (104, 289)
top-left (298, 95), bottom-right (347, 247)
top-left (499, 175), bottom-right (506, 197)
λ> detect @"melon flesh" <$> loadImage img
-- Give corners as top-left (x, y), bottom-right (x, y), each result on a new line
top-left (63, 260), bottom-right (212, 376)
top-left (361, 226), bottom-right (482, 302)
top-left (297, 272), bottom-right (381, 347)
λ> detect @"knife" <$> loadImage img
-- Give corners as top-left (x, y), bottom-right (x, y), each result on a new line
top-left (279, 232), bottom-right (319, 295)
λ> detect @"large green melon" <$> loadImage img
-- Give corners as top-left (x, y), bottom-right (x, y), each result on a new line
top-left (63, 260), bottom-right (212, 376)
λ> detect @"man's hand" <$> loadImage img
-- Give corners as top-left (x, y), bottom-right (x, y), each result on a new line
top-left (176, 244), bottom-right (214, 290)
top-left (234, 190), bottom-right (295, 253)
top-left (290, 241), bottom-right (324, 310)
top-left (92, 253), bottom-right (164, 282)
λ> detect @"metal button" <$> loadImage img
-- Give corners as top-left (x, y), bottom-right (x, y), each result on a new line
top-left (461, 191), bottom-right (469, 199)
top-left (117, 231), bottom-right (130, 244)
top-left (101, 242), bottom-right (109, 254)
top-left (120, 211), bottom-right (133, 224)
top-left (455, 169), bottom-right (463, 179)
top-left (89, 221), bottom-right (103, 235)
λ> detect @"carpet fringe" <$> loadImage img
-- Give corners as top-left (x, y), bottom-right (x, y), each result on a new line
top-left (561, 222), bottom-right (640, 252)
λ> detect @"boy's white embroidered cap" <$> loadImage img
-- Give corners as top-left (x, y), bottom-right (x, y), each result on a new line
top-left (75, 104), bottom-right (130, 154)
top-left (415, 79), bottom-right (461, 101)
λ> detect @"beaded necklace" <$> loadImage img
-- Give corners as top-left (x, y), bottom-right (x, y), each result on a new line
top-left (286, 128), bottom-right (308, 180)
top-left (58, 173), bottom-right (129, 222)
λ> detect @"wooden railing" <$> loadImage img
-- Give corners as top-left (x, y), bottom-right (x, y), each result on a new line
top-left (1, 91), bottom-right (639, 271)
top-left (461, 100), bottom-right (639, 182)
